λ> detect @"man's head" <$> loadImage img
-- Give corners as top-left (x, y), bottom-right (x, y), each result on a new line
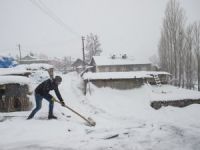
top-left (54, 76), bottom-right (62, 85)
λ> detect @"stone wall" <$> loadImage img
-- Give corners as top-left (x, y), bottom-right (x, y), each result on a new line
top-left (151, 99), bottom-right (200, 110)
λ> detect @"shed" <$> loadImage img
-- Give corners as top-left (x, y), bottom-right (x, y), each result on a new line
top-left (0, 76), bottom-right (32, 112)
top-left (82, 71), bottom-right (170, 94)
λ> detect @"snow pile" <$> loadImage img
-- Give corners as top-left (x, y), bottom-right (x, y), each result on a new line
top-left (0, 68), bottom-right (31, 76)
top-left (149, 85), bottom-right (200, 101)
top-left (16, 63), bottom-right (53, 70)
top-left (14, 63), bottom-right (53, 84)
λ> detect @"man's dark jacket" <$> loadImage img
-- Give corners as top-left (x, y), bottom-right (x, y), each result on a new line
top-left (35, 79), bottom-right (64, 102)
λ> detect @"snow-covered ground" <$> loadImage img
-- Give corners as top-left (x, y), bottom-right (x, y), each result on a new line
top-left (1, 72), bottom-right (200, 150)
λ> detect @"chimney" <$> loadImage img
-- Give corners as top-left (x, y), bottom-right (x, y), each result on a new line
top-left (122, 54), bottom-right (127, 59)
top-left (111, 54), bottom-right (116, 59)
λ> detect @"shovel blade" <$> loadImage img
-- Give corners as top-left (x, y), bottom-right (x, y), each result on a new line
top-left (87, 117), bottom-right (96, 126)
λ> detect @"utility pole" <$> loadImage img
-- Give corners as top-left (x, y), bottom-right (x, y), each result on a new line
top-left (82, 36), bottom-right (85, 69)
top-left (18, 44), bottom-right (22, 61)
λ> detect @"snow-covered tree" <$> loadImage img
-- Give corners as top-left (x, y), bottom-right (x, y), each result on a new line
top-left (85, 33), bottom-right (102, 63)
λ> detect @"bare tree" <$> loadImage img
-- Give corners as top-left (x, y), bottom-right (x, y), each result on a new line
top-left (85, 33), bottom-right (102, 63)
top-left (193, 21), bottom-right (200, 91)
top-left (62, 56), bottom-right (72, 73)
top-left (184, 24), bottom-right (195, 89)
top-left (158, 0), bottom-right (186, 86)
top-left (158, 30), bottom-right (170, 72)
top-left (177, 28), bottom-right (185, 87)
top-left (149, 54), bottom-right (159, 69)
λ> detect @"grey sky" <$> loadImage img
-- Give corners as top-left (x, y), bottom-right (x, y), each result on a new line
top-left (0, 0), bottom-right (200, 61)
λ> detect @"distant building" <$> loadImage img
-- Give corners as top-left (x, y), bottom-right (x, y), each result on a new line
top-left (82, 71), bottom-right (170, 92)
top-left (72, 58), bottom-right (86, 73)
top-left (82, 55), bottom-right (170, 93)
top-left (89, 55), bottom-right (157, 73)
top-left (18, 55), bottom-right (49, 64)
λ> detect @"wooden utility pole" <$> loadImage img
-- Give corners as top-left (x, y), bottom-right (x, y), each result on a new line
top-left (18, 44), bottom-right (22, 61)
top-left (82, 36), bottom-right (85, 69)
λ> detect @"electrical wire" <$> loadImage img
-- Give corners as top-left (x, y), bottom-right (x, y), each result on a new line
top-left (29, 0), bottom-right (81, 38)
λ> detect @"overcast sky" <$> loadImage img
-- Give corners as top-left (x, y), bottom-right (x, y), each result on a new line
top-left (0, 0), bottom-right (200, 61)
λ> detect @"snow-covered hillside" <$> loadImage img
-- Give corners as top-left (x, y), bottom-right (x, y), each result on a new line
top-left (1, 72), bottom-right (200, 150)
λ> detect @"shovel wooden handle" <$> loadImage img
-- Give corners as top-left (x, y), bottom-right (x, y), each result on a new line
top-left (53, 99), bottom-right (95, 126)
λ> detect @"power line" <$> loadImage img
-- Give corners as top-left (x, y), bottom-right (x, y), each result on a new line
top-left (29, 0), bottom-right (81, 38)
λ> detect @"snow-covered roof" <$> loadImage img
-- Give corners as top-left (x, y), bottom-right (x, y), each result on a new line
top-left (21, 55), bottom-right (47, 61)
top-left (16, 63), bottom-right (53, 70)
top-left (92, 56), bottom-right (152, 66)
top-left (82, 71), bottom-right (170, 80)
top-left (0, 68), bottom-right (31, 76)
top-left (0, 75), bottom-right (31, 85)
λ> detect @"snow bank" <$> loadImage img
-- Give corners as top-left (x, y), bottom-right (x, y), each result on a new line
top-left (149, 85), bottom-right (200, 101)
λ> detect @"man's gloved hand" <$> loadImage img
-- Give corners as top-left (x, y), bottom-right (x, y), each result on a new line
top-left (60, 101), bottom-right (65, 106)
top-left (51, 97), bottom-right (57, 102)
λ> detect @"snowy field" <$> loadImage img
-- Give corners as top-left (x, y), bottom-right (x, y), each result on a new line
top-left (1, 72), bottom-right (200, 150)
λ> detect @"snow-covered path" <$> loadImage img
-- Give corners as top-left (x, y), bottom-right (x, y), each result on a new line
top-left (1, 72), bottom-right (200, 150)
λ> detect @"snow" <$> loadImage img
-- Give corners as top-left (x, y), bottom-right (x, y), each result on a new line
top-left (0, 63), bottom-right (52, 76)
top-left (149, 84), bottom-right (200, 101)
top-left (15, 63), bottom-right (53, 70)
top-left (0, 75), bottom-right (31, 85)
top-left (92, 56), bottom-right (152, 66)
top-left (0, 68), bottom-right (31, 76)
top-left (83, 71), bottom-right (170, 80)
top-left (1, 70), bottom-right (200, 150)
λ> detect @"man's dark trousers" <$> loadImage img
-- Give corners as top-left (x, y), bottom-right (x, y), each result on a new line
top-left (28, 93), bottom-right (54, 119)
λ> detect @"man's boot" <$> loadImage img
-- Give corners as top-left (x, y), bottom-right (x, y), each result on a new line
top-left (48, 115), bottom-right (57, 120)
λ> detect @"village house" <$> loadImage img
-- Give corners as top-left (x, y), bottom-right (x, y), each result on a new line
top-left (82, 55), bottom-right (170, 94)
top-left (89, 55), bottom-right (158, 72)
top-left (18, 55), bottom-right (49, 64)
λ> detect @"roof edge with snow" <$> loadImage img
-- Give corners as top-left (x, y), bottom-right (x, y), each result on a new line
top-left (82, 71), bottom-right (170, 80)
top-left (0, 75), bottom-right (31, 85)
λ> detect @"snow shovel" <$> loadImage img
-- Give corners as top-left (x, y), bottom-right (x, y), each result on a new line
top-left (53, 99), bottom-right (96, 127)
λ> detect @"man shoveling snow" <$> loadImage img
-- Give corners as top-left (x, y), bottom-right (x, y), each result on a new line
top-left (27, 76), bottom-right (65, 120)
